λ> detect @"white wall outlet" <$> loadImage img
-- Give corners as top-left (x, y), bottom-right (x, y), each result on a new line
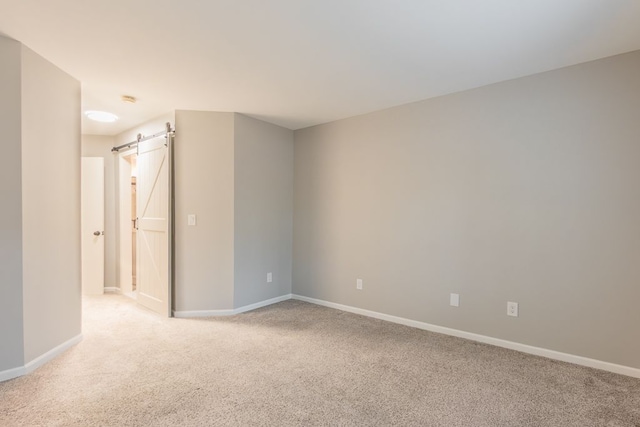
top-left (187, 214), bottom-right (197, 226)
top-left (267, 272), bottom-right (273, 283)
top-left (507, 301), bottom-right (519, 317)
top-left (356, 278), bottom-right (363, 290)
top-left (450, 293), bottom-right (460, 307)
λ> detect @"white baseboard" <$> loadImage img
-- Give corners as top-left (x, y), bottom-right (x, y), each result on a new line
top-left (173, 308), bottom-right (236, 317)
top-left (233, 294), bottom-right (293, 314)
top-left (0, 366), bottom-right (26, 383)
top-left (0, 334), bottom-right (83, 383)
top-left (173, 294), bottom-right (293, 318)
top-left (103, 287), bottom-right (120, 294)
top-left (291, 294), bottom-right (640, 379)
top-left (24, 334), bottom-right (83, 375)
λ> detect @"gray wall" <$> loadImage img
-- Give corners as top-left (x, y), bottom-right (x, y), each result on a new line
top-left (81, 135), bottom-right (117, 288)
top-left (174, 110), bottom-right (235, 311)
top-left (20, 45), bottom-right (82, 363)
top-left (0, 37), bottom-right (25, 372)
top-left (293, 50), bottom-right (640, 369)
top-left (234, 114), bottom-right (294, 308)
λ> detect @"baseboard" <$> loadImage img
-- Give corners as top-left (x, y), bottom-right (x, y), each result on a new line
top-left (234, 294), bottom-right (293, 315)
top-left (0, 334), bottom-right (83, 383)
top-left (291, 294), bottom-right (640, 379)
top-left (103, 287), bottom-right (120, 294)
top-left (0, 366), bottom-right (26, 383)
top-left (173, 308), bottom-right (236, 317)
top-left (24, 334), bottom-right (83, 375)
top-left (173, 294), bottom-right (293, 318)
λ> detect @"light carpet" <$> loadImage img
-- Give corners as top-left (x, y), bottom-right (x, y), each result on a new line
top-left (1, 294), bottom-right (639, 426)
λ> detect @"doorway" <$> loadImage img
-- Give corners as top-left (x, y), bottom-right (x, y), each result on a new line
top-left (115, 126), bottom-right (174, 316)
top-left (119, 153), bottom-right (137, 297)
top-left (131, 174), bottom-right (137, 292)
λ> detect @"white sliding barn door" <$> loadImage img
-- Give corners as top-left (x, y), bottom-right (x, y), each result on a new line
top-left (136, 136), bottom-right (169, 315)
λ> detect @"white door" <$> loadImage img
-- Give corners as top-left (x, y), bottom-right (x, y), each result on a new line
top-left (136, 136), bottom-right (169, 315)
top-left (81, 157), bottom-right (105, 295)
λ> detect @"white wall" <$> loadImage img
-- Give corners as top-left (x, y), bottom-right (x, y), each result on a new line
top-left (293, 50), bottom-right (640, 369)
top-left (0, 37), bottom-right (25, 372)
top-left (174, 110), bottom-right (235, 311)
top-left (81, 135), bottom-right (117, 289)
top-left (234, 114), bottom-right (294, 308)
top-left (20, 45), bottom-right (82, 363)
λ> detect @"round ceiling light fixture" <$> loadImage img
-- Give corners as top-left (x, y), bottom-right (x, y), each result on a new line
top-left (85, 110), bottom-right (118, 123)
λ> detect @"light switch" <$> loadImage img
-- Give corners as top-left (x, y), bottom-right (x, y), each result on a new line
top-left (188, 214), bottom-right (197, 226)
top-left (450, 293), bottom-right (460, 307)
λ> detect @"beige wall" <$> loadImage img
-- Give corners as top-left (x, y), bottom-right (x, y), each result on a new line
top-left (81, 135), bottom-right (117, 288)
top-left (174, 110), bottom-right (235, 311)
top-left (0, 37), bottom-right (25, 372)
top-left (293, 50), bottom-right (640, 369)
top-left (20, 45), bottom-right (82, 363)
top-left (234, 114), bottom-right (294, 308)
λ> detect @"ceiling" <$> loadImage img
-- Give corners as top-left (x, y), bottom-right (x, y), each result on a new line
top-left (1, 0), bottom-right (640, 135)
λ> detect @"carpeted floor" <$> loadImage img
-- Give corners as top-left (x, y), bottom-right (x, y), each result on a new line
top-left (1, 295), bottom-right (639, 426)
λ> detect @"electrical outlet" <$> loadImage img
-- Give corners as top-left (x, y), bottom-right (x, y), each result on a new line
top-left (450, 293), bottom-right (460, 307)
top-left (356, 278), bottom-right (363, 290)
top-left (507, 301), bottom-right (519, 317)
top-left (267, 272), bottom-right (272, 283)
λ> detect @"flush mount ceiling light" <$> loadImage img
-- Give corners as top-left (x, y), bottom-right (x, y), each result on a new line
top-left (85, 110), bottom-right (118, 122)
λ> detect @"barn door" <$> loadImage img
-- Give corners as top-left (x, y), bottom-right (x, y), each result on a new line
top-left (136, 136), bottom-right (170, 315)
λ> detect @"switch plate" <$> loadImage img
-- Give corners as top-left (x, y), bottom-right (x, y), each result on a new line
top-left (450, 293), bottom-right (460, 307)
top-left (188, 214), bottom-right (197, 226)
top-left (267, 272), bottom-right (272, 283)
top-left (356, 278), bottom-right (363, 290)
top-left (507, 301), bottom-right (519, 317)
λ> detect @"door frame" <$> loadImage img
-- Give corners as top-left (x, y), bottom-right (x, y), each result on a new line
top-left (117, 149), bottom-right (136, 296)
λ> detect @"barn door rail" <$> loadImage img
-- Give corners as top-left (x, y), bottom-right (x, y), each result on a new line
top-left (111, 122), bottom-right (174, 152)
